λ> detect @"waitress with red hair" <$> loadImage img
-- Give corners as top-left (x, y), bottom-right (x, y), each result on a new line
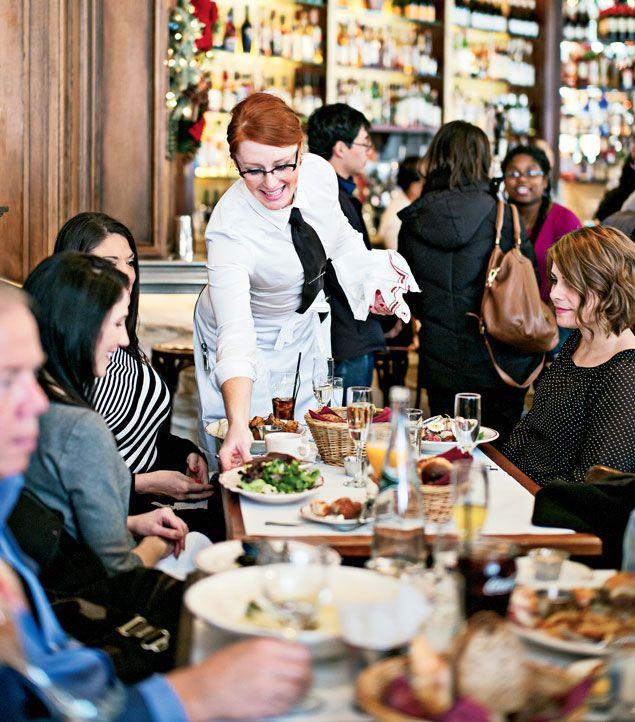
top-left (194, 92), bottom-right (416, 470)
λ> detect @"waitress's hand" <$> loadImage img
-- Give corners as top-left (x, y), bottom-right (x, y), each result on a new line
top-left (219, 424), bottom-right (253, 470)
top-left (369, 290), bottom-right (392, 316)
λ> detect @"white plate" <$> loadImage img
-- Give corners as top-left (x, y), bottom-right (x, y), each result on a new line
top-left (299, 504), bottom-right (373, 529)
top-left (512, 624), bottom-right (610, 657)
top-left (185, 565), bottom-right (406, 645)
top-left (195, 540), bottom-right (341, 575)
top-left (220, 463), bottom-right (324, 504)
top-left (419, 426), bottom-right (499, 453)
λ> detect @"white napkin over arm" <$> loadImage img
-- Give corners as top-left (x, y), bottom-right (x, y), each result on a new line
top-left (330, 248), bottom-right (421, 323)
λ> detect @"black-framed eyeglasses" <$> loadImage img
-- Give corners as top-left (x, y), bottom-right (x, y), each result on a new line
top-left (235, 149), bottom-right (299, 180)
top-left (349, 141), bottom-right (374, 152)
top-left (504, 169), bottom-right (545, 179)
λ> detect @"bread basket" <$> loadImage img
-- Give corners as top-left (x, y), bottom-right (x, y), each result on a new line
top-left (304, 407), bottom-right (358, 466)
top-left (356, 656), bottom-right (432, 722)
top-left (421, 484), bottom-right (453, 525)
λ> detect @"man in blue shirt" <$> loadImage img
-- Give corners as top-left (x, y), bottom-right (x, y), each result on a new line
top-left (0, 283), bottom-right (311, 722)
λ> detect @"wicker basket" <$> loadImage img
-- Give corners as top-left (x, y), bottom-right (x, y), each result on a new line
top-left (421, 484), bottom-right (453, 525)
top-left (304, 407), bottom-right (359, 466)
top-left (356, 656), bottom-right (432, 722)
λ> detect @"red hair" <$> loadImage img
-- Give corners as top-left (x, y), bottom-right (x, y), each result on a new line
top-left (227, 92), bottom-right (303, 160)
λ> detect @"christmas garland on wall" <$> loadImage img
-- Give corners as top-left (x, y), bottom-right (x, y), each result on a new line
top-left (166, 0), bottom-right (217, 159)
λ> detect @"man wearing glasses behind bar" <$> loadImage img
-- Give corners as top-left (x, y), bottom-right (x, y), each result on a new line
top-left (307, 104), bottom-right (386, 397)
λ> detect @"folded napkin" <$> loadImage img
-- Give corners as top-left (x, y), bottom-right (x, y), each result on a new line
top-left (422, 448), bottom-right (472, 487)
top-left (308, 406), bottom-right (391, 423)
top-left (331, 249), bottom-right (420, 323)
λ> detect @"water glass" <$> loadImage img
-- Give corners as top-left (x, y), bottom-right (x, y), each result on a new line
top-left (453, 393), bottom-right (481, 453)
top-left (451, 460), bottom-right (489, 543)
top-left (312, 357), bottom-right (333, 408)
top-left (405, 408), bottom-right (423, 455)
top-left (345, 386), bottom-right (373, 488)
top-left (331, 376), bottom-right (344, 407)
top-left (269, 369), bottom-right (297, 420)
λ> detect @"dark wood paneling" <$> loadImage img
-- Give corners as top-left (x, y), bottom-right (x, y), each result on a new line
top-left (0, 0), bottom-right (171, 283)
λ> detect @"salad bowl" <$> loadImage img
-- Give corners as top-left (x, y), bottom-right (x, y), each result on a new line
top-left (220, 457), bottom-right (324, 504)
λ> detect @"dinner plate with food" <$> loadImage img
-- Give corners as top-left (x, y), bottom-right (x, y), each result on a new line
top-left (299, 497), bottom-right (374, 529)
top-left (220, 453), bottom-right (323, 504)
top-left (420, 416), bottom-right (499, 453)
top-left (508, 571), bottom-right (635, 656)
top-left (185, 565), bottom-right (407, 646)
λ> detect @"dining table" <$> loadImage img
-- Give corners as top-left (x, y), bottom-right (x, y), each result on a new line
top-left (219, 444), bottom-right (602, 558)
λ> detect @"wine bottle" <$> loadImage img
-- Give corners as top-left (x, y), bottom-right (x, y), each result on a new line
top-left (240, 6), bottom-right (253, 54)
top-left (223, 8), bottom-right (237, 52)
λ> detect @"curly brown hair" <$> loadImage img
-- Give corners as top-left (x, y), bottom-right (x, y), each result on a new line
top-left (547, 225), bottom-right (635, 336)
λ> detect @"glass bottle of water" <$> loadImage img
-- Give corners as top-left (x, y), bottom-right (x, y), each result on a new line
top-left (370, 386), bottom-right (428, 576)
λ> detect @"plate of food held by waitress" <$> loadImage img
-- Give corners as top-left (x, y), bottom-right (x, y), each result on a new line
top-left (193, 92), bottom-right (420, 471)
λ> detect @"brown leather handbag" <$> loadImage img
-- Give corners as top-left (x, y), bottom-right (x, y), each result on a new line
top-left (473, 200), bottom-right (559, 388)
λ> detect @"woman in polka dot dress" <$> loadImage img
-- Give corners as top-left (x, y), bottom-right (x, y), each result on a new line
top-left (503, 226), bottom-right (635, 486)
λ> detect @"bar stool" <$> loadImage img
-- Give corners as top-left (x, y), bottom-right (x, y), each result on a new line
top-left (151, 341), bottom-right (195, 429)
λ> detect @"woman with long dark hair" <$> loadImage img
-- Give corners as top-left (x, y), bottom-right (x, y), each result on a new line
top-left (54, 214), bottom-right (218, 535)
top-left (23, 252), bottom-right (189, 574)
top-left (398, 121), bottom-right (542, 444)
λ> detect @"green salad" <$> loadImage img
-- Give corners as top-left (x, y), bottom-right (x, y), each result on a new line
top-left (238, 457), bottom-right (321, 495)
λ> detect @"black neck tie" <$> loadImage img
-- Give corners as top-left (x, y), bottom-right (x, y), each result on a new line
top-left (289, 207), bottom-right (327, 314)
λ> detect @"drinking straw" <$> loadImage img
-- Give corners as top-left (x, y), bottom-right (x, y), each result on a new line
top-left (292, 351), bottom-right (302, 403)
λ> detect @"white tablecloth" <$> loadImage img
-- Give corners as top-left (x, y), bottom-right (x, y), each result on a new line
top-left (238, 448), bottom-right (575, 538)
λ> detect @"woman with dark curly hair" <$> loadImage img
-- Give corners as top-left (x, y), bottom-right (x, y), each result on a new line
top-left (503, 226), bottom-right (635, 485)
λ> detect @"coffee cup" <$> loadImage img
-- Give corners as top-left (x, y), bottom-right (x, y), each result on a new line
top-left (265, 432), bottom-right (313, 461)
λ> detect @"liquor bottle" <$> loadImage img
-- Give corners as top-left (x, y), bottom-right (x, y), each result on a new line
top-left (240, 6), bottom-right (253, 54)
top-left (370, 386), bottom-right (428, 575)
top-left (223, 8), bottom-right (237, 52)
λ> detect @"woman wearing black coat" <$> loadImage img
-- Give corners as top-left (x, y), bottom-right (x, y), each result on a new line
top-left (398, 121), bottom-right (542, 444)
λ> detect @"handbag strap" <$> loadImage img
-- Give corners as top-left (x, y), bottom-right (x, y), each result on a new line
top-left (494, 199), bottom-right (505, 246)
top-left (482, 332), bottom-right (545, 389)
top-left (509, 203), bottom-right (522, 249)
top-left (494, 200), bottom-right (522, 250)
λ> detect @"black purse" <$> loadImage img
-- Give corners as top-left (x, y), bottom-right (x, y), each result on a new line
top-left (8, 489), bottom-right (184, 683)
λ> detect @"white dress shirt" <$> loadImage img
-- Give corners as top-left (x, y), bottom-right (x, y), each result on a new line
top-left (193, 153), bottom-right (416, 445)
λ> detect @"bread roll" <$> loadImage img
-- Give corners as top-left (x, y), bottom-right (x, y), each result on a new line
top-left (409, 635), bottom-right (453, 716)
top-left (417, 457), bottom-right (452, 485)
top-left (453, 612), bottom-right (530, 715)
top-left (330, 497), bottom-right (362, 520)
top-left (310, 500), bottom-right (331, 517)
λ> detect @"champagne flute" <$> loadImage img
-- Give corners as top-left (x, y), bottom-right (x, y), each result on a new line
top-left (345, 386), bottom-right (373, 488)
top-left (312, 357), bottom-right (334, 408)
top-left (453, 393), bottom-right (481, 454)
top-left (451, 460), bottom-right (489, 544)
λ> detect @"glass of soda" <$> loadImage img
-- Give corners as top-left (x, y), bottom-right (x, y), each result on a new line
top-left (457, 538), bottom-right (518, 619)
top-left (269, 370), bottom-right (297, 420)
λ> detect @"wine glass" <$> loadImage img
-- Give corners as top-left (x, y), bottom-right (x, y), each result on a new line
top-left (451, 460), bottom-right (489, 544)
top-left (258, 546), bottom-right (332, 715)
top-left (405, 408), bottom-right (423, 456)
top-left (312, 357), bottom-right (334, 409)
top-left (453, 393), bottom-right (481, 454)
top-left (0, 561), bottom-right (125, 721)
top-left (345, 386), bottom-right (373, 488)
top-left (331, 376), bottom-right (344, 407)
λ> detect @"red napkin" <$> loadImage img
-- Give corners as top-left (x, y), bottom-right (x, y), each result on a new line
top-left (308, 407), bottom-right (345, 422)
top-left (423, 447), bottom-right (472, 486)
top-left (308, 406), bottom-right (392, 423)
top-left (372, 407), bottom-right (391, 423)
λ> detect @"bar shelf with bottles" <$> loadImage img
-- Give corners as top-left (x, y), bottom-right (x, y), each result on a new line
top-left (328, 0), bottom-right (443, 135)
top-left (559, 0), bottom-right (634, 184)
top-left (194, 0), bottom-right (327, 185)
